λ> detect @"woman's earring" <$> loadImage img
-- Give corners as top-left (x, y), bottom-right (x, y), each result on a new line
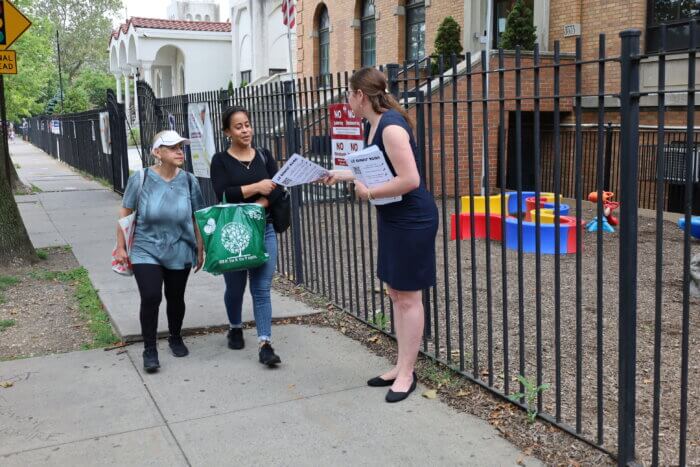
top-left (156, 157), bottom-right (162, 167)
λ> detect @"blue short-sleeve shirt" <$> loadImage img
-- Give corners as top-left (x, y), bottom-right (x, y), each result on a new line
top-left (122, 169), bottom-right (205, 270)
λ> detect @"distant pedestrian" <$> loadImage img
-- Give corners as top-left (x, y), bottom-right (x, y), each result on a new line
top-left (210, 105), bottom-right (284, 367)
top-left (322, 68), bottom-right (439, 403)
top-left (114, 130), bottom-right (205, 373)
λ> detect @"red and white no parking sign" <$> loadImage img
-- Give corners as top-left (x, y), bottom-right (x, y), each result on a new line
top-left (329, 103), bottom-right (364, 170)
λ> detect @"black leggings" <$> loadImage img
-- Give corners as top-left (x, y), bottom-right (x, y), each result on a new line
top-left (133, 264), bottom-right (191, 348)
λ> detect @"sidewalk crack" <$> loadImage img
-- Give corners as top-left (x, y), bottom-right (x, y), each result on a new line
top-left (126, 352), bottom-right (193, 467)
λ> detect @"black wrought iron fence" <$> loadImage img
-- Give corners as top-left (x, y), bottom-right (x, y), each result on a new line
top-left (26, 90), bottom-right (129, 194)
top-left (126, 26), bottom-right (700, 466)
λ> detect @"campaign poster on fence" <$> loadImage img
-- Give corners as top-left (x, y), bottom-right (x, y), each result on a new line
top-left (329, 103), bottom-right (364, 170)
top-left (99, 112), bottom-right (111, 154)
top-left (187, 103), bottom-right (216, 178)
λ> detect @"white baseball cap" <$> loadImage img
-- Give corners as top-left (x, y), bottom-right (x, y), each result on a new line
top-left (152, 130), bottom-right (190, 149)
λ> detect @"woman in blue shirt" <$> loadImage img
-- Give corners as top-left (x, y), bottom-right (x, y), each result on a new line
top-left (114, 130), bottom-right (205, 373)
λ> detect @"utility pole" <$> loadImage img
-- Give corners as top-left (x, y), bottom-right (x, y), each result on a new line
top-left (55, 29), bottom-right (64, 111)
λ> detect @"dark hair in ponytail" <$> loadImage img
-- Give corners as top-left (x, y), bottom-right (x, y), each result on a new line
top-left (221, 105), bottom-right (250, 131)
top-left (349, 67), bottom-right (414, 129)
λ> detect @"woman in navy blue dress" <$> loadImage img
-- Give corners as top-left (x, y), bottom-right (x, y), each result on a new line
top-left (323, 68), bottom-right (438, 403)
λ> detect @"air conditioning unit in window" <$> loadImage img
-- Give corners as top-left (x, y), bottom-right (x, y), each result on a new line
top-left (663, 141), bottom-right (700, 185)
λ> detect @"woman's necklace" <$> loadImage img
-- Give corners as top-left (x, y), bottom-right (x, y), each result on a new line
top-left (228, 148), bottom-right (255, 170)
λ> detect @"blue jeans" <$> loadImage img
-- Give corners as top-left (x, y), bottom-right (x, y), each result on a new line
top-left (223, 223), bottom-right (278, 341)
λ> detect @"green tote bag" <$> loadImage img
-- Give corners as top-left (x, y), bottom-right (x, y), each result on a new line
top-left (195, 200), bottom-right (269, 275)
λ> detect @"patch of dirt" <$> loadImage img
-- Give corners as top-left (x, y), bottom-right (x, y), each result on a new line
top-left (271, 276), bottom-right (613, 466)
top-left (0, 247), bottom-right (93, 360)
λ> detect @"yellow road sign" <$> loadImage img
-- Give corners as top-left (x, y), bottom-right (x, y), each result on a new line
top-left (0, 0), bottom-right (32, 51)
top-left (0, 50), bottom-right (16, 74)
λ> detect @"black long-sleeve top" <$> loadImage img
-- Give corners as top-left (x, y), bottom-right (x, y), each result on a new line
top-left (210, 148), bottom-right (284, 219)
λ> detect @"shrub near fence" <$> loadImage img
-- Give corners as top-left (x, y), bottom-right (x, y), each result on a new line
top-left (132, 27), bottom-right (698, 466)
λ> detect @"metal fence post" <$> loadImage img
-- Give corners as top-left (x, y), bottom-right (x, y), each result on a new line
top-left (604, 122), bottom-right (614, 191)
top-left (283, 80), bottom-right (304, 285)
top-left (181, 94), bottom-right (194, 174)
top-left (386, 64), bottom-right (400, 98)
top-left (617, 29), bottom-right (641, 467)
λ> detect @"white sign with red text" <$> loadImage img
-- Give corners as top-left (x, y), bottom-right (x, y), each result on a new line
top-left (329, 103), bottom-right (364, 170)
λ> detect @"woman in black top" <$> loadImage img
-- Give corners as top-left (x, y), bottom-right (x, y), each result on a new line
top-left (210, 106), bottom-right (284, 367)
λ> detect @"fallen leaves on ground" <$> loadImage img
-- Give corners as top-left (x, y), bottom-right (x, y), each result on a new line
top-left (0, 381), bottom-right (14, 388)
top-left (422, 389), bottom-right (438, 399)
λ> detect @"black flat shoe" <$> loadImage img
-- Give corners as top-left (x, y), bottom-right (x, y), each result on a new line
top-left (385, 373), bottom-right (418, 403)
top-left (367, 375), bottom-right (395, 387)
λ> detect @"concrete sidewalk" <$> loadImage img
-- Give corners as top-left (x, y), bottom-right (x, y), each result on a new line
top-left (3, 140), bottom-right (542, 466)
top-left (10, 140), bottom-right (315, 340)
top-left (0, 326), bottom-right (540, 466)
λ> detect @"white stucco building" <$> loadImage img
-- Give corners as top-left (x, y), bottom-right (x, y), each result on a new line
top-left (229, 0), bottom-right (297, 87)
top-left (167, 0), bottom-right (220, 22)
top-left (109, 17), bottom-right (232, 122)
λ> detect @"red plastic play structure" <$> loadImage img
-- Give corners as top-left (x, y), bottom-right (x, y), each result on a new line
top-left (587, 191), bottom-right (619, 226)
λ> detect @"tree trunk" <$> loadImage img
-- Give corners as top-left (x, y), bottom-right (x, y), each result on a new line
top-left (8, 159), bottom-right (26, 192)
top-left (0, 131), bottom-right (36, 264)
top-left (0, 173), bottom-right (37, 264)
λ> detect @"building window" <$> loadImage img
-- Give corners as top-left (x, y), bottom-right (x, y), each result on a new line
top-left (195, 14), bottom-right (202, 21)
top-left (493, 0), bottom-right (534, 49)
top-left (205, 14), bottom-right (211, 21)
top-left (361, 0), bottom-right (376, 67)
top-left (241, 70), bottom-right (251, 85)
top-left (647, 0), bottom-right (700, 52)
top-left (318, 6), bottom-right (331, 84)
top-left (405, 0), bottom-right (425, 62)
top-left (186, 14), bottom-right (192, 21)
top-left (269, 68), bottom-right (287, 76)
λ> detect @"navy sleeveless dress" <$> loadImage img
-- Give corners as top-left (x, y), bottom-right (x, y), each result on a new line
top-left (366, 109), bottom-right (438, 291)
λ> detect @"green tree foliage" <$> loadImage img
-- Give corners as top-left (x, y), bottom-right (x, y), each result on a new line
top-left (6, 0), bottom-right (122, 119)
top-left (29, 0), bottom-right (123, 81)
top-left (63, 69), bottom-right (116, 112)
top-left (498, 0), bottom-right (537, 51)
top-left (6, 15), bottom-right (58, 120)
top-left (431, 17), bottom-right (463, 74)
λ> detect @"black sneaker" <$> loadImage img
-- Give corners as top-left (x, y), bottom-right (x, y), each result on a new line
top-left (258, 342), bottom-right (281, 367)
top-left (227, 328), bottom-right (244, 350)
top-left (143, 347), bottom-right (160, 373)
top-left (168, 335), bottom-right (189, 357)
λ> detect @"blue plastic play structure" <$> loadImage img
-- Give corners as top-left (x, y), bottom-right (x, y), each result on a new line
top-left (677, 216), bottom-right (700, 239)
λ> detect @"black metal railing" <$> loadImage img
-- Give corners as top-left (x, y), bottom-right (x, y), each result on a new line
top-left (26, 91), bottom-right (129, 194)
top-left (18, 24), bottom-right (691, 466)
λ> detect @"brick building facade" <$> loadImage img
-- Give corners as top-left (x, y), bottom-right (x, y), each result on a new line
top-left (295, 0), bottom-right (465, 77)
top-left (291, 0), bottom-right (696, 204)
